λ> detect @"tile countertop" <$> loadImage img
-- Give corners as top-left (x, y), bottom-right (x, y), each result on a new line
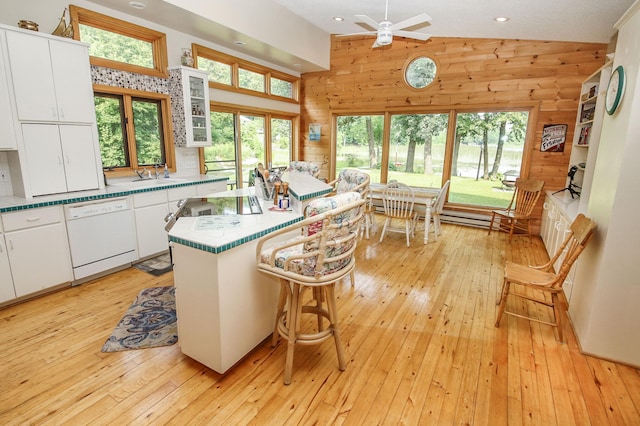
top-left (281, 170), bottom-right (333, 201)
top-left (167, 173), bottom-right (331, 254)
top-left (0, 175), bottom-right (228, 213)
top-left (168, 187), bottom-right (303, 254)
top-left (545, 189), bottom-right (580, 221)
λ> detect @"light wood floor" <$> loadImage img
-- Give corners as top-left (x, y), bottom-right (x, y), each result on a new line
top-left (1, 221), bottom-right (639, 425)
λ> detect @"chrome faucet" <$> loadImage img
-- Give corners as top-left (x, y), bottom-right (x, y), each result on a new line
top-left (135, 168), bottom-right (148, 179)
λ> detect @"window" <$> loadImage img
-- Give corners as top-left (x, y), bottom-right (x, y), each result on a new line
top-left (404, 56), bottom-right (437, 89)
top-left (450, 110), bottom-right (530, 208)
top-left (271, 77), bottom-right (293, 98)
top-left (192, 44), bottom-right (300, 102)
top-left (198, 56), bottom-right (232, 86)
top-left (239, 67), bottom-right (265, 93)
top-left (334, 108), bottom-right (533, 211)
top-left (336, 115), bottom-right (384, 184)
top-left (94, 87), bottom-right (171, 171)
top-left (389, 113), bottom-right (448, 188)
top-left (70, 5), bottom-right (168, 78)
top-left (206, 111), bottom-right (238, 187)
top-left (271, 117), bottom-right (293, 168)
top-left (204, 106), bottom-right (297, 188)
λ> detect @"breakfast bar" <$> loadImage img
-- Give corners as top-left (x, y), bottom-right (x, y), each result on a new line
top-left (167, 174), bottom-right (332, 373)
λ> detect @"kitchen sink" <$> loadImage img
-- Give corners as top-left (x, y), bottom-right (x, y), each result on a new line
top-left (109, 177), bottom-right (189, 189)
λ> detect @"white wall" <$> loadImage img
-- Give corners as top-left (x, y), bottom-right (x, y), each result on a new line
top-left (569, 0), bottom-right (640, 366)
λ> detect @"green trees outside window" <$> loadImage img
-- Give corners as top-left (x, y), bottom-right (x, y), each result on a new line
top-left (335, 110), bottom-right (529, 209)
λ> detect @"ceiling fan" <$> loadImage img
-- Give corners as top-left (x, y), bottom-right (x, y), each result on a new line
top-left (338, 0), bottom-right (432, 48)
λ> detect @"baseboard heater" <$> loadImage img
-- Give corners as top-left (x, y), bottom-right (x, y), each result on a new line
top-left (370, 200), bottom-right (493, 229)
top-left (438, 209), bottom-right (492, 229)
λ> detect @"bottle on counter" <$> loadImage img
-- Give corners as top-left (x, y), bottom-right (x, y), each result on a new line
top-left (280, 182), bottom-right (290, 209)
top-left (273, 182), bottom-right (281, 206)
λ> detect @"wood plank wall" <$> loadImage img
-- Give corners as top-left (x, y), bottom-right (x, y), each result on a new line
top-left (299, 36), bottom-right (607, 232)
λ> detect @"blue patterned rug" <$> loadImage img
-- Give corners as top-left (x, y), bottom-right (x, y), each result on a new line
top-left (101, 286), bottom-right (178, 352)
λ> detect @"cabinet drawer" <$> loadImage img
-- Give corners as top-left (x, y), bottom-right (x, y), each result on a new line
top-left (133, 190), bottom-right (169, 208)
top-left (195, 181), bottom-right (226, 196)
top-left (2, 206), bottom-right (64, 232)
top-left (168, 185), bottom-right (197, 202)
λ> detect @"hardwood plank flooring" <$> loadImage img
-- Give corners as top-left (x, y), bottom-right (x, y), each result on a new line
top-left (1, 221), bottom-right (639, 425)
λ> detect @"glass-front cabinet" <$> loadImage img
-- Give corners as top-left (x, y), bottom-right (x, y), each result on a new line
top-left (169, 66), bottom-right (211, 148)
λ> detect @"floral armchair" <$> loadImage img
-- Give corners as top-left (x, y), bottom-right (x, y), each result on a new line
top-left (327, 169), bottom-right (373, 238)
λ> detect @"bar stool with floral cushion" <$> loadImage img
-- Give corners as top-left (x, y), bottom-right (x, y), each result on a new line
top-left (256, 191), bottom-right (365, 384)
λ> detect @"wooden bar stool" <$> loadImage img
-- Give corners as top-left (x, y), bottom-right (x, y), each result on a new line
top-left (256, 192), bottom-right (365, 384)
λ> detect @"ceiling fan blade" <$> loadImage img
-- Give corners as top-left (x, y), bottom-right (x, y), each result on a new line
top-left (336, 30), bottom-right (377, 38)
top-left (355, 14), bottom-right (382, 30)
top-left (390, 13), bottom-right (432, 31)
top-left (394, 30), bottom-right (431, 41)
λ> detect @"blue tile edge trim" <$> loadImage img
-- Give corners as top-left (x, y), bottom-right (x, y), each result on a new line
top-left (289, 187), bottom-right (332, 201)
top-left (0, 177), bottom-right (228, 213)
top-left (168, 216), bottom-right (303, 254)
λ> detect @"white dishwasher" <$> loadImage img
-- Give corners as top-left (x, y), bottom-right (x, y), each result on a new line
top-left (65, 197), bottom-right (138, 281)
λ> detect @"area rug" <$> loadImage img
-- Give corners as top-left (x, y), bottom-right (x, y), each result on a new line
top-left (133, 253), bottom-right (173, 276)
top-left (101, 286), bottom-right (178, 352)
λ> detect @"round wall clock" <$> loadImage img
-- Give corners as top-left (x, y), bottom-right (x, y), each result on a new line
top-left (605, 65), bottom-right (625, 115)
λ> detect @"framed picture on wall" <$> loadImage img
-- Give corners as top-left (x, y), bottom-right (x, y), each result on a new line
top-left (309, 123), bottom-right (321, 141)
top-left (540, 124), bottom-right (567, 152)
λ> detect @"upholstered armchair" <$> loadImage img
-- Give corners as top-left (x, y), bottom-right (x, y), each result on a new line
top-left (287, 161), bottom-right (320, 179)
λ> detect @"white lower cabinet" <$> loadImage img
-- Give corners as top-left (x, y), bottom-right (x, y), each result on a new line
top-left (196, 180), bottom-right (227, 196)
top-left (0, 232), bottom-right (16, 303)
top-left (21, 124), bottom-right (99, 196)
top-left (2, 206), bottom-right (72, 297)
top-left (133, 191), bottom-right (170, 259)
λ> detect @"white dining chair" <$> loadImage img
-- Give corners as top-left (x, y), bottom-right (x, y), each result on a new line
top-left (379, 182), bottom-right (417, 247)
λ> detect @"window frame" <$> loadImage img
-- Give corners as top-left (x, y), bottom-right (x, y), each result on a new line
top-left (331, 104), bottom-right (537, 215)
top-left (203, 102), bottom-right (299, 188)
top-left (94, 84), bottom-right (174, 177)
top-left (192, 44), bottom-right (300, 103)
top-left (69, 5), bottom-right (169, 78)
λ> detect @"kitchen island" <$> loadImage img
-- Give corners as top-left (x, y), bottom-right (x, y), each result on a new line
top-left (167, 175), bottom-right (332, 373)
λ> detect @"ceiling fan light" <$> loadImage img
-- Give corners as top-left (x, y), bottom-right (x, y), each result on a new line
top-left (377, 29), bottom-right (393, 46)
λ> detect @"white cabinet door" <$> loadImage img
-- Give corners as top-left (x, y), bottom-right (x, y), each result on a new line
top-left (6, 31), bottom-right (94, 124)
top-left (134, 203), bottom-right (170, 258)
top-left (5, 222), bottom-right (73, 297)
top-left (49, 40), bottom-right (96, 124)
top-left (59, 125), bottom-right (100, 192)
top-left (22, 124), bottom-right (99, 196)
top-left (170, 66), bottom-right (211, 147)
top-left (5, 30), bottom-right (58, 122)
top-left (21, 124), bottom-right (67, 196)
top-left (0, 234), bottom-right (16, 303)
top-left (0, 31), bottom-right (17, 150)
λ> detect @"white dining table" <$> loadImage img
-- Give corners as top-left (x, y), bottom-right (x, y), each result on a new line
top-left (370, 183), bottom-right (442, 244)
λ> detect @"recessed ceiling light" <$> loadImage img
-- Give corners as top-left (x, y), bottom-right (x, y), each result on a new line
top-left (234, 40), bottom-right (246, 46)
top-left (494, 16), bottom-right (510, 22)
top-left (128, 1), bottom-right (146, 9)
top-left (333, 17), bottom-right (344, 22)
top-left (293, 63), bottom-right (301, 68)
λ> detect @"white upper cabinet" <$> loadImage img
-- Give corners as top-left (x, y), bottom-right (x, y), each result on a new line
top-left (5, 30), bottom-right (95, 124)
top-left (169, 66), bottom-right (212, 147)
